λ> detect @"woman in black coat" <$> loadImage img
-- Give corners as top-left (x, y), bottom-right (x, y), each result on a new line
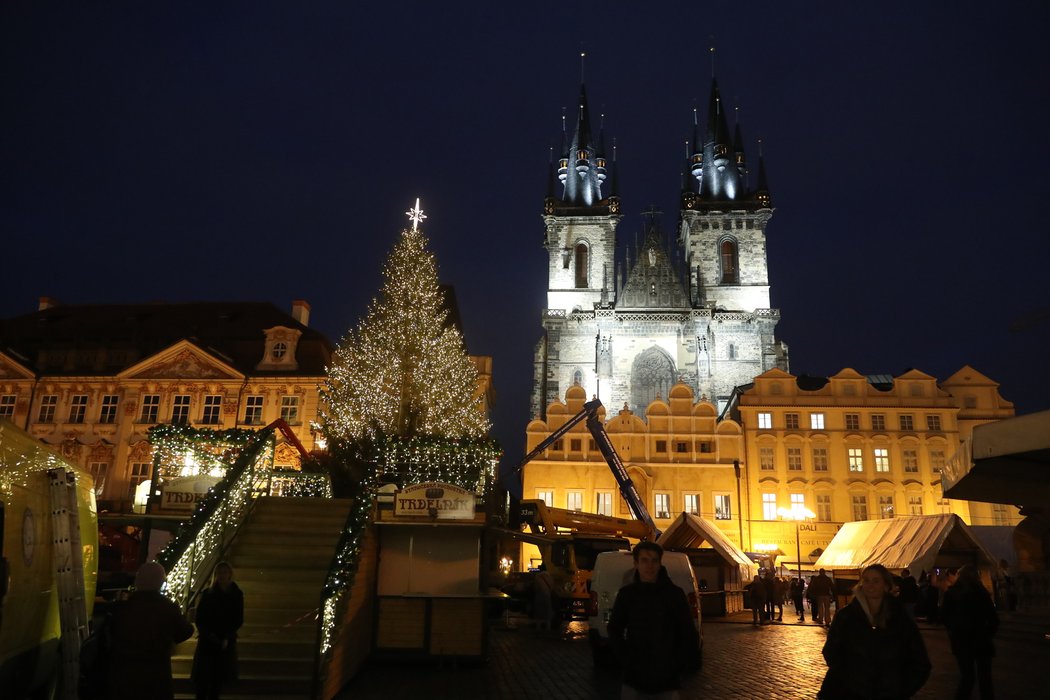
top-left (819, 564), bottom-right (930, 700)
top-left (942, 565), bottom-right (998, 700)
top-left (192, 562), bottom-right (244, 700)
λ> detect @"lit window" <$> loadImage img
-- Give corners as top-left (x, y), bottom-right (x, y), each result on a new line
top-left (714, 494), bottom-right (732, 520)
top-left (68, 395), bottom-right (88, 424)
top-left (88, 462), bottom-right (108, 496)
top-left (874, 448), bottom-right (890, 472)
top-left (762, 493), bottom-right (777, 520)
top-left (871, 414), bottom-right (886, 431)
top-left (903, 449), bottom-right (918, 473)
top-left (98, 395), bottom-right (119, 424)
top-left (930, 449), bottom-right (946, 473)
top-left (908, 495), bottom-right (924, 516)
top-left (244, 395), bottom-right (264, 425)
top-left (139, 394), bottom-right (160, 423)
top-left (566, 491), bottom-right (583, 512)
top-left (851, 495), bottom-right (869, 521)
top-left (787, 447), bottom-right (802, 471)
top-left (536, 490), bottom-right (554, 507)
top-left (845, 413), bottom-right (860, 431)
top-left (878, 495), bottom-right (894, 518)
top-left (816, 494), bottom-right (832, 521)
top-left (280, 396), bottom-right (299, 423)
top-left (595, 492), bottom-right (612, 516)
top-left (684, 493), bottom-right (699, 516)
top-left (759, 447), bottom-right (775, 471)
top-left (202, 395), bottom-right (222, 425)
top-left (171, 395), bottom-right (191, 425)
top-left (790, 493), bottom-right (805, 511)
top-left (926, 414), bottom-right (941, 431)
top-left (810, 413), bottom-right (825, 430)
top-left (654, 493), bottom-right (671, 519)
top-left (128, 462), bottom-right (151, 500)
top-left (899, 414), bottom-right (914, 431)
top-left (848, 447), bottom-right (864, 472)
top-left (785, 413), bottom-right (799, 430)
top-left (812, 447), bottom-right (828, 472)
top-left (38, 395), bottom-right (57, 423)
top-left (0, 394), bottom-right (15, 419)
top-left (757, 412), bottom-right (772, 429)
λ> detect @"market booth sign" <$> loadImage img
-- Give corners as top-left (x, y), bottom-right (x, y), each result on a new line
top-left (394, 482), bottom-right (475, 520)
top-left (158, 475), bottom-right (220, 513)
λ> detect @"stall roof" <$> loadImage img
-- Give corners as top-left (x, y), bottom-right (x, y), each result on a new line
top-left (657, 513), bottom-right (756, 577)
top-left (943, 410), bottom-right (1050, 507)
top-left (814, 514), bottom-right (998, 576)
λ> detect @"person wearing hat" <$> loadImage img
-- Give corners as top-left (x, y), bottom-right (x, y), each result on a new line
top-left (106, 561), bottom-right (194, 700)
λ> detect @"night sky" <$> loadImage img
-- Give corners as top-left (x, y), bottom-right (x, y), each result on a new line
top-left (4, 2), bottom-right (1050, 484)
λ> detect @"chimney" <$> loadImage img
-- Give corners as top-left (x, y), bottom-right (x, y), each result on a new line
top-left (39, 296), bottom-right (58, 311)
top-left (291, 299), bottom-right (311, 327)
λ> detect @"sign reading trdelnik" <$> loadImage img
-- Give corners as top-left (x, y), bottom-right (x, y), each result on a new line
top-left (394, 482), bottom-right (475, 519)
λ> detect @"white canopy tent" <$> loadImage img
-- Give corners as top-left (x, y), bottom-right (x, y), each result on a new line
top-left (657, 512), bottom-right (757, 580)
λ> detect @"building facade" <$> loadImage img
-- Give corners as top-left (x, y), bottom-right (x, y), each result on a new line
top-left (0, 299), bottom-right (332, 512)
top-left (532, 78), bottom-right (788, 420)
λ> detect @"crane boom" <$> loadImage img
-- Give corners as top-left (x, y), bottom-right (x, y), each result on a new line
top-left (518, 398), bottom-right (660, 540)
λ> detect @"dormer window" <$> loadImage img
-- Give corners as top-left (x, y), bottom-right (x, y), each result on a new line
top-left (257, 326), bottom-right (302, 371)
top-left (272, 342), bottom-right (287, 360)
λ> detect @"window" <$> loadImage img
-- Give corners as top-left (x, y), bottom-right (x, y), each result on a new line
top-left (908, 495), bottom-right (924, 516)
top-left (595, 492), bottom-right (613, 516)
top-left (0, 394), bottom-right (15, 419)
top-left (992, 503), bottom-right (1011, 525)
top-left (851, 495), bottom-right (869, 521)
top-left (757, 412), bottom-right (772, 429)
top-left (244, 395), bottom-right (264, 425)
top-left (785, 413), bottom-right (800, 430)
top-left (98, 395), bottom-right (119, 424)
top-left (566, 438), bottom-right (580, 452)
top-left (874, 448), bottom-right (890, 472)
top-left (878, 495), bottom-right (894, 518)
top-left (171, 395), bottom-right (190, 425)
top-left (627, 347), bottom-right (675, 412)
top-left (139, 394), bottom-right (160, 423)
top-left (38, 395), bottom-right (57, 423)
top-left (572, 369), bottom-right (584, 387)
top-left (714, 494), bottom-right (732, 520)
top-left (787, 447), bottom-right (802, 471)
top-left (847, 447), bottom-right (864, 472)
top-left (88, 462), bottom-right (108, 496)
top-left (683, 493), bottom-right (699, 516)
top-left (899, 414), bottom-right (914, 431)
top-left (903, 449), bottom-right (918, 473)
top-left (588, 439), bottom-right (596, 451)
top-left (551, 439), bottom-right (563, 451)
top-left (929, 449), bottom-right (946, 474)
top-left (202, 395), bottom-right (222, 425)
top-left (727, 343), bottom-right (737, 360)
top-left (654, 493), bottom-right (671, 519)
top-left (68, 395), bottom-right (88, 424)
top-left (871, 414), bottom-right (886, 431)
top-left (816, 494), bottom-right (832, 522)
top-left (762, 493), bottom-right (777, 520)
top-left (759, 447), bottom-right (775, 471)
top-left (280, 396), bottom-right (300, 423)
top-left (720, 239), bottom-right (738, 283)
top-left (812, 447), bottom-right (829, 472)
top-left (128, 462), bottom-right (151, 500)
top-left (696, 441), bottom-right (713, 453)
top-left (926, 414), bottom-right (942, 431)
top-left (574, 243), bottom-right (588, 288)
top-left (566, 491), bottom-right (582, 512)
top-left (845, 413), bottom-right (860, 431)
top-left (810, 413), bottom-right (825, 430)
top-left (675, 441), bottom-right (688, 454)
top-left (536, 490), bottom-right (554, 507)
top-left (271, 341), bottom-right (287, 360)
top-left (655, 440), bottom-right (667, 453)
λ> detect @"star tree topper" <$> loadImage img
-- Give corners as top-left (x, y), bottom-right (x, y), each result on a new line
top-left (405, 198), bottom-right (426, 231)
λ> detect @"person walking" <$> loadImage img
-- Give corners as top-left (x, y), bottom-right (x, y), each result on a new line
top-left (942, 565), bottom-right (998, 700)
top-left (790, 576), bottom-right (806, 622)
top-left (192, 562), bottom-right (245, 700)
top-left (106, 561), bottom-right (194, 700)
top-left (809, 568), bottom-right (834, 626)
top-left (607, 541), bottom-right (699, 700)
top-left (818, 564), bottom-right (931, 700)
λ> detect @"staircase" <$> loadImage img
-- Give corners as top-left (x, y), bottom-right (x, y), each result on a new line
top-left (173, 496), bottom-right (355, 699)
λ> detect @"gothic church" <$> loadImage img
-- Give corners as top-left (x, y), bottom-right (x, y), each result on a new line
top-left (532, 79), bottom-right (789, 418)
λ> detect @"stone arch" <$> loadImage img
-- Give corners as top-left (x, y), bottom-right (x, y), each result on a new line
top-left (630, 346), bottom-right (676, 414)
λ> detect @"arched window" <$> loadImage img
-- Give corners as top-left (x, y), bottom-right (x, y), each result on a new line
top-left (630, 347), bottom-right (676, 412)
top-left (720, 239), bottom-right (738, 283)
top-left (572, 369), bottom-right (584, 386)
top-left (575, 243), bottom-right (589, 288)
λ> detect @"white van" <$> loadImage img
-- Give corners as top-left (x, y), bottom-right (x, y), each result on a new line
top-left (586, 549), bottom-right (703, 668)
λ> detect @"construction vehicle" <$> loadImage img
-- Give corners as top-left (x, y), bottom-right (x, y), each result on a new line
top-left (514, 398), bottom-right (661, 618)
top-left (0, 421), bottom-right (98, 699)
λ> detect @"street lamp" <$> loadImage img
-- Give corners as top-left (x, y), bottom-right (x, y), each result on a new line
top-left (777, 505), bottom-right (816, 581)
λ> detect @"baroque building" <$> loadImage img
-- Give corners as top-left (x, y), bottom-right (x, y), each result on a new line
top-left (0, 298), bottom-right (332, 512)
top-left (532, 78), bottom-right (788, 420)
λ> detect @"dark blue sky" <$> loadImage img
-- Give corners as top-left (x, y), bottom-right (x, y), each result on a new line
top-left (4, 2), bottom-right (1049, 480)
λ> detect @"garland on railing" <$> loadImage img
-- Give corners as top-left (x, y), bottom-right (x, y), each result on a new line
top-left (367, 434), bottom-right (501, 494)
top-left (148, 424), bottom-right (260, 478)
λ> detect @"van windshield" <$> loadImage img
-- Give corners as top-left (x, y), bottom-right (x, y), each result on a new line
top-left (573, 538), bottom-right (629, 570)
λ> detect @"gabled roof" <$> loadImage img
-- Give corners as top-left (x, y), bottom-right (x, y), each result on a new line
top-left (617, 227), bottom-right (690, 309)
top-left (657, 512), bottom-right (756, 580)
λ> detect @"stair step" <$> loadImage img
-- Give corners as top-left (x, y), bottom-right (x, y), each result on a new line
top-left (172, 675), bottom-right (313, 696)
top-left (234, 566), bottom-right (328, 585)
top-left (174, 654), bottom-right (313, 676)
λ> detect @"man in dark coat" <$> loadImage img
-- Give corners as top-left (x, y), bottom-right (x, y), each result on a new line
top-left (608, 541), bottom-right (698, 699)
top-left (192, 561), bottom-right (245, 700)
top-left (942, 565), bottom-right (998, 700)
top-left (107, 561), bottom-right (194, 700)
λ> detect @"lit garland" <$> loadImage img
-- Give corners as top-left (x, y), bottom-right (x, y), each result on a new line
top-left (368, 434), bottom-right (500, 494)
top-left (148, 424), bottom-right (259, 479)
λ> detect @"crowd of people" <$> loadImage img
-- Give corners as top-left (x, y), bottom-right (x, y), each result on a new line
top-left (744, 567), bottom-right (835, 626)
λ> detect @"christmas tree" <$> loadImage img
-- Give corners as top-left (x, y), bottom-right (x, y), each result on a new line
top-left (321, 200), bottom-right (489, 445)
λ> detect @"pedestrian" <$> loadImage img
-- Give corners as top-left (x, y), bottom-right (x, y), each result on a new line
top-left (809, 568), bottom-right (834, 626)
top-left (106, 561), bottom-right (194, 700)
top-left (898, 568), bottom-right (919, 620)
top-left (762, 569), bottom-right (776, 623)
top-left (942, 565), bottom-right (998, 700)
top-left (790, 576), bottom-right (806, 621)
top-left (607, 541), bottom-right (699, 700)
top-left (192, 562), bottom-right (245, 700)
top-left (746, 573), bottom-right (767, 625)
top-left (818, 564), bottom-right (930, 700)
top-left (773, 575), bottom-right (787, 622)
top-left (532, 563), bottom-right (555, 632)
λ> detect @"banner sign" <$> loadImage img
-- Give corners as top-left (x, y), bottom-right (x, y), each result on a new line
top-left (394, 482), bottom-right (475, 520)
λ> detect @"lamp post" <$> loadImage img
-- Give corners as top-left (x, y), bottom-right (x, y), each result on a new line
top-left (777, 505), bottom-right (815, 581)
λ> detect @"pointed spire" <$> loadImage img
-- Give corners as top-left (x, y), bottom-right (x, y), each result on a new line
top-left (755, 139), bottom-right (771, 208)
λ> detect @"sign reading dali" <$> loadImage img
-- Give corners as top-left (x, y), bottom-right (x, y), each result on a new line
top-left (394, 482), bottom-right (476, 520)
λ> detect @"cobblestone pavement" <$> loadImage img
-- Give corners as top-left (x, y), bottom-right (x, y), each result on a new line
top-left (336, 612), bottom-right (1047, 699)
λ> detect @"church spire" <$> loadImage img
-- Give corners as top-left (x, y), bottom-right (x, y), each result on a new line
top-left (558, 82), bottom-right (605, 207)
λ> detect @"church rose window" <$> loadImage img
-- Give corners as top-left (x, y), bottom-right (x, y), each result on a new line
top-left (630, 347), bottom-right (675, 412)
